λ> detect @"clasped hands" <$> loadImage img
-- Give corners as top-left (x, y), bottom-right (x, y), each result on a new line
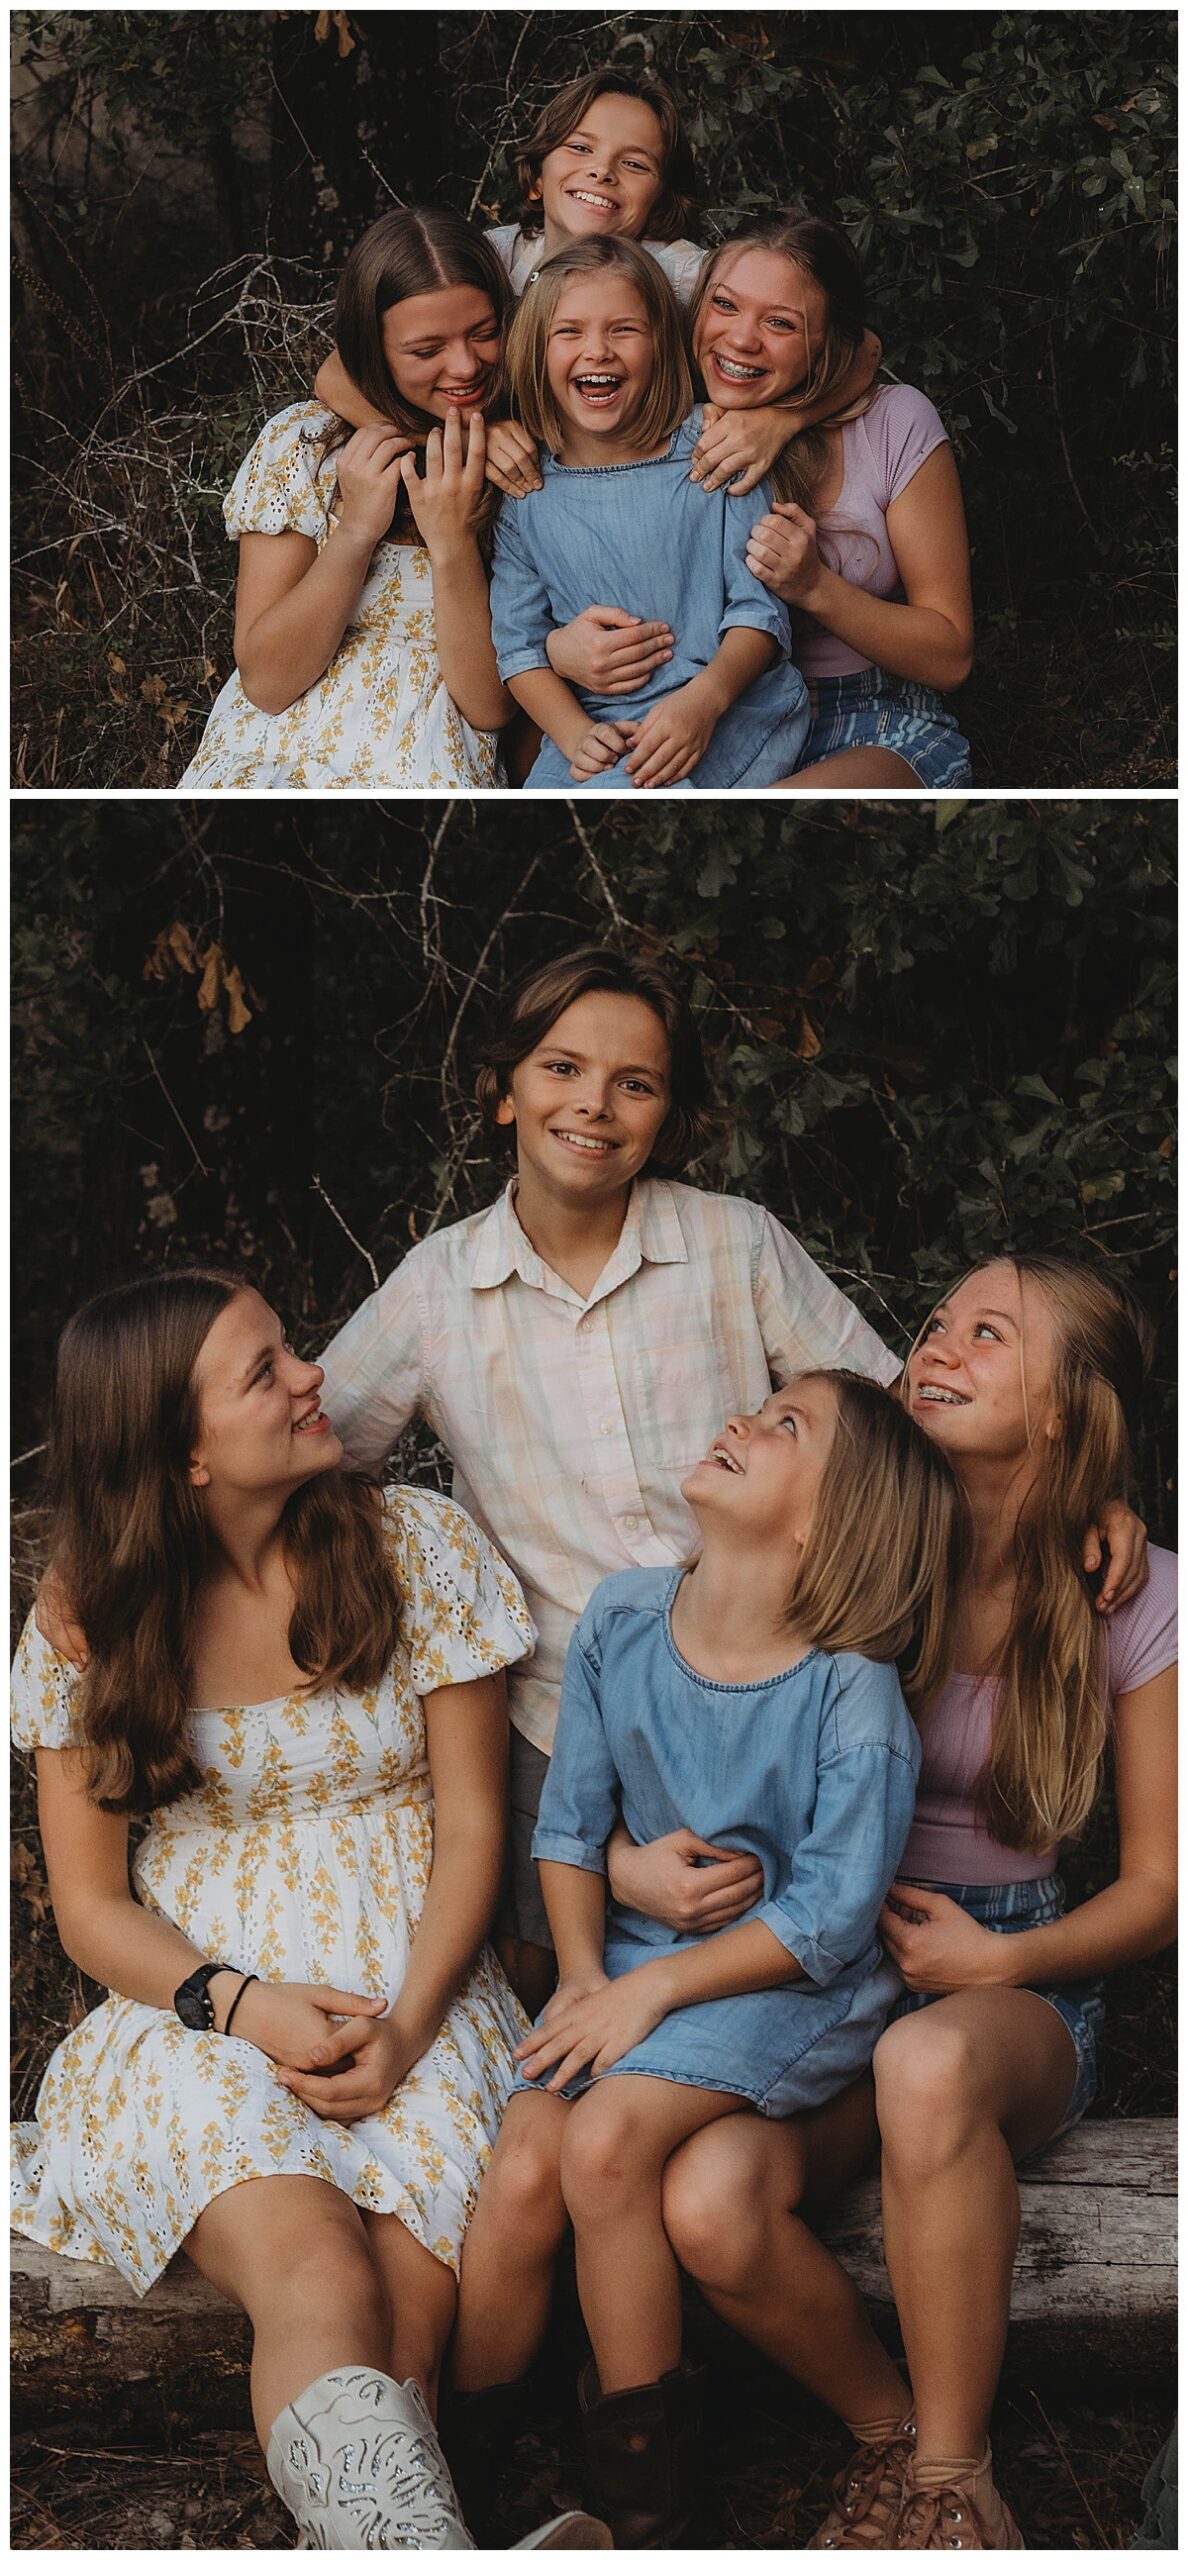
top-left (230, 1975), bottom-right (414, 2122)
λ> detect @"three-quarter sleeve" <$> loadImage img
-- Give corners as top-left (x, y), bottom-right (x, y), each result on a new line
top-left (718, 481), bottom-right (792, 651)
top-left (318, 1255), bottom-right (429, 1473)
top-left (754, 1207), bottom-right (901, 1387)
top-left (531, 1613), bottom-right (619, 1876)
top-left (11, 1614), bottom-right (84, 1753)
top-left (388, 1487), bottom-right (535, 1694)
top-left (754, 1657), bottom-right (921, 1984)
top-left (223, 401), bottom-right (337, 546)
top-left (489, 500), bottom-right (556, 681)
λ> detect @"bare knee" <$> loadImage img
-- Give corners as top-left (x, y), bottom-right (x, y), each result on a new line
top-left (561, 2088), bottom-right (654, 2220)
top-left (481, 2098), bottom-right (568, 2244)
top-left (874, 2016), bottom-right (984, 2169)
top-left (663, 2125), bottom-right (795, 2288)
top-left (190, 2181), bottom-right (386, 2328)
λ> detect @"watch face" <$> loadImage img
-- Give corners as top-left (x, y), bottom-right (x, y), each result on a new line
top-left (174, 1973), bottom-right (214, 2030)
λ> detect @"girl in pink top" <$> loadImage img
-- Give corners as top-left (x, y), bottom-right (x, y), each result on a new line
top-left (618, 1255), bottom-right (1175, 2549)
top-left (684, 213), bottom-right (975, 791)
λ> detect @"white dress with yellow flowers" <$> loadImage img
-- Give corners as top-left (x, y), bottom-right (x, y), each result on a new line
top-left (10, 1487), bottom-right (531, 2297)
top-left (177, 400), bottom-right (503, 792)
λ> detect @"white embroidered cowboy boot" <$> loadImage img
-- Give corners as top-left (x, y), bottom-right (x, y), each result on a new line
top-left (267, 2366), bottom-right (474, 2550)
top-left (268, 2365), bottom-right (612, 2552)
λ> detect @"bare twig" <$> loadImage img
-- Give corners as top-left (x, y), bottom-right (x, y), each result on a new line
top-left (311, 1175), bottom-right (380, 1291)
top-left (142, 1043), bottom-right (210, 1176)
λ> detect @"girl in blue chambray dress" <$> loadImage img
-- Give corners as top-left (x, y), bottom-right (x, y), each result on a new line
top-left (451, 1370), bottom-right (962, 2547)
top-left (488, 236), bottom-right (810, 791)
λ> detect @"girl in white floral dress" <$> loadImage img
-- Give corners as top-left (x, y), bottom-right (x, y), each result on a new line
top-left (11, 1268), bottom-right (605, 2552)
top-left (178, 209), bottom-right (515, 793)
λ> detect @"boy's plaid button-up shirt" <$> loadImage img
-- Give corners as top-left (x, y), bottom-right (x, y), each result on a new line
top-left (318, 1178), bottom-right (900, 1754)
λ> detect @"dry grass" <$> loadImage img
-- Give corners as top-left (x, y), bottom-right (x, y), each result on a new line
top-left (12, 253), bottom-right (333, 789)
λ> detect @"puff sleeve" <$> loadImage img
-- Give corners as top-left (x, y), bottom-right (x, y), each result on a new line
top-left (11, 1614), bottom-right (85, 1753)
top-left (223, 401), bottom-right (338, 546)
top-left (386, 1487), bottom-right (536, 1695)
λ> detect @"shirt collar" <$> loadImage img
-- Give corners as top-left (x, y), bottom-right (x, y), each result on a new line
top-left (470, 1177), bottom-right (688, 1300)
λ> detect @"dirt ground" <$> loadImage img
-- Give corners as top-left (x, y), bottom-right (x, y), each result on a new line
top-left (12, 2323), bottom-right (1173, 2550)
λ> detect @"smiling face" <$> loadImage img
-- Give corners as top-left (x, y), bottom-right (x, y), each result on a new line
top-left (681, 1377), bottom-right (839, 1548)
top-left (533, 93), bottom-right (667, 249)
top-left (380, 282), bottom-right (502, 421)
top-left (694, 246), bottom-right (825, 407)
top-left (544, 273), bottom-right (656, 446)
top-left (189, 1290), bottom-right (342, 1502)
top-left (495, 990), bottom-right (672, 1210)
top-left (905, 1263), bottom-right (1060, 1469)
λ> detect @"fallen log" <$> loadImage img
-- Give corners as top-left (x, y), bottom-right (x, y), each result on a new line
top-left (11, 2118), bottom-right (1174, 2420)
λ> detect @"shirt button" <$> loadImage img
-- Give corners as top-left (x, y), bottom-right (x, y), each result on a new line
top-left (621, 1513), bottom-right (639, 1531)
top-left (600, 1420), bottom-right (615, 1436)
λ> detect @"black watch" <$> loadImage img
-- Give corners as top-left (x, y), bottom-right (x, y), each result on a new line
top-left (173, 1961), bottom-right (236, 2031)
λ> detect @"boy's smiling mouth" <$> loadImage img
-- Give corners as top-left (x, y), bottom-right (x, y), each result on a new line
top-left (552, 1129), bottom-right (617, 1155)
top-left (567, 188), bottom-right (620, 216)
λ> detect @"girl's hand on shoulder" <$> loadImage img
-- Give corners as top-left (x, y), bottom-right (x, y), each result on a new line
top-left (230, 1978), bottom-right (387, 2074)
top-left (515, 1967), bottom-right (672, 2091)
top-left (400, 408), bottom-right (487, 553)
top-left (690, 402), bottom-right (798, 495)
top-left (1086, 1500), bottom-right (1149, 1613)
top-left (624, 679), bottom-right (716, 788)
top-left (547, 606), bottom-right (675, 695)
top-left (878, 1886), bottom-right (1008, 1993)
top-left (335, 425), bottom-right (416, 548)
top-left (483, 418), bottom-right (544, 498)
top-left (609, 1827), bottom-right (764, 1933)
top-left (570, 719), bottom-right (634, 782)
top-left (745, 500), bottom-right (825, 609)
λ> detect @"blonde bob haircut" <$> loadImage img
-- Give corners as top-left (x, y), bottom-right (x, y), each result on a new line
top-left (504, 237), bottom-right (695, 458)
top-left (786, 1370), bottom-right (965, 1710)
top-left (906, 1254), bottom-right (1154, 1854)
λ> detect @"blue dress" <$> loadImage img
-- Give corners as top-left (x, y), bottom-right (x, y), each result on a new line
top-left (489, 411), bottom-right (810, 792)
top-left (527, 1568), bottom-right (920, 2116)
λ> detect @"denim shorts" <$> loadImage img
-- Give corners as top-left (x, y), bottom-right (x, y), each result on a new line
top-left (798, 668), bottom-right (973, 787)
top-left (892, 1873), bottom-right (1104, 2144)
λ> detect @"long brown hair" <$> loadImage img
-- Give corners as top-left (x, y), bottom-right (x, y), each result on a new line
top-left (788, 1371), bottom-right (965, 1708)
top-left (45, 1271), bottom-right (402, 1815)
top-left (911, 1254), bottom-right (1153, 1851)
top-left (475, 942), bottom-right (718, 1173)
top-left (514, 66), bottom-right (699, 245)
top-left (689, 213), bottom-right (873, 516)
top-left (326, 206), bottom-right (513, 541)
top-left (504, 236), bottom-right (694, 458)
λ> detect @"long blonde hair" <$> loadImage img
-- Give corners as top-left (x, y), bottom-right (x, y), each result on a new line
top-left (689, 213), bottom-right (873, 516)
top-left (788, 1370), bottom-right (965, 1708)
top-left (912, 1255), bottom-right (1153, 1852)
top-left (504, 236), bottom-right (694, 457)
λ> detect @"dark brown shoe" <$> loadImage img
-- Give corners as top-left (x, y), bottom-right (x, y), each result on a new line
top-left (579, 2359), bottom-right (703, 2548)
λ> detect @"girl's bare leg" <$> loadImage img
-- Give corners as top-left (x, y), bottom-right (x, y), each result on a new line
top-left (453, 2091), bottom-right (571, 2389)
top-left (560, 2077), bottom-right (743, 2392)
top-left (769, 747), bottom-right (923, 791)
top-left (365, 2207), bottom-right (461, 2417)
top-left (661, 2077), bottom-right (910, 2427)
top-left (182, 2173), bottom-right (392, 2441)
top-left (874, 1989), bottom-right (1078, 2461)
